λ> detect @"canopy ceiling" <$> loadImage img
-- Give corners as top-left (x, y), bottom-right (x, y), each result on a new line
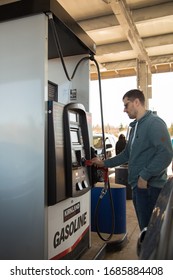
top-left (57, 0), bottom-right (173, 80)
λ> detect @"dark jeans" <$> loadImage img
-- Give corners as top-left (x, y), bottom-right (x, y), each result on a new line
top-left (132, 186), bottom-right (161, 231)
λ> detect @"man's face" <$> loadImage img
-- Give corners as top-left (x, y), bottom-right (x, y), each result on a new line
top-left (123, 97), bottom-right (138, 119)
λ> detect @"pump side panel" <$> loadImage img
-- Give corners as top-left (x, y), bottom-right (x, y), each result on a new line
top-left (48, 55), bottom-right (90, 111)
top-left (48, 191), bottom-right (90, 259)
top-left (0, 14), bottom-right (48, 259)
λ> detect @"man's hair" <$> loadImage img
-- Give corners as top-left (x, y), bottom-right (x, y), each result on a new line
top-left (123, 89), bottom-right (145, 105)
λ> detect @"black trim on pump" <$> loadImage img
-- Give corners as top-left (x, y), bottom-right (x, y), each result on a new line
top-left (63, 103), bottom-right (91, 197)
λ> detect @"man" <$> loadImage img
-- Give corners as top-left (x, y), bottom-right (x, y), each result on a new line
top-left (91, 89), bottom-right (173, 231)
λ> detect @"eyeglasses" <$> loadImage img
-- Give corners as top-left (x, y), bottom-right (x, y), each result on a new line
top-left (124, 101), bottom-right (131, 109)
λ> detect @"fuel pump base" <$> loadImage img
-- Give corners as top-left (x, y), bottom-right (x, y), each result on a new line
top-left (93, 233), bottom-right (128, 260)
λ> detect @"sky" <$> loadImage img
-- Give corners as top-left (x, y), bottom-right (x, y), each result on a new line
top-left (89, 72), bottom-right (173, 129)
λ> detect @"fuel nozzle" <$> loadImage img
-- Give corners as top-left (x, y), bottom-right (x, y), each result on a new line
top-left (83, 157), bottom-right (109, 184)
top-left (84, 159), bottom-right (93, 166)
top-left (81, 157), bottom-right (91, 166)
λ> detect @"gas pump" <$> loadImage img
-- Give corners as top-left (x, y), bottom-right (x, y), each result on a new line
top-left (63, 103), bottom-right (91, 197)
top-left (48, 100), bottom-right (92, 205)
top-left (47, 101), bottom-right (93, 259)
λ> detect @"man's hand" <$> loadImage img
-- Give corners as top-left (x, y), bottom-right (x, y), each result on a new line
top-left (90, 157), bottom-right (104, 167)
top-left (137, 176), bottom-right (148, 189)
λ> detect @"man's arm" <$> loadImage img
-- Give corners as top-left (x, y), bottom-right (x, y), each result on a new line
top-left (91, 144), bottom-right (129, 168)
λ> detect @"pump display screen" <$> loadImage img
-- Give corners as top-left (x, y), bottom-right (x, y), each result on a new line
top-left (70, 129), bottom-right (80, 144)
top-left (69, 111), bottom-right (77, 122)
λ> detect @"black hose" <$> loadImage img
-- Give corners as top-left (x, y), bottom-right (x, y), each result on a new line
top-left (94, 182), bottom-right (115, 241)
top-left (90, 56), bottom-right (106, 158)
top-left (49, 14), bottom-right (91, 81)
top-left (49, 16), bottom-right (72, 81)
top-left (71, 56), bottom-right (91, 79)
top-left (91, 56), bottom-right (115, 241)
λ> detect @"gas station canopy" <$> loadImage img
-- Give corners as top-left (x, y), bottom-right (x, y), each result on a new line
top-left (57, 0), bottom-right (173, 80)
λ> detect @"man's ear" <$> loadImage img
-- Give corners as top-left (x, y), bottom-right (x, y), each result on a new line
top-left (135, 98), bottom-right (140, 106)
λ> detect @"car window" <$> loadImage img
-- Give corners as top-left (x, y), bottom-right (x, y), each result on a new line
top-left (93, 136), bottom-right (103, 148)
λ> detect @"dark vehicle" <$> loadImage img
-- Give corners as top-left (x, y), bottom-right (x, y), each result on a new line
top-left (137, 177), bottom-right (173, 259)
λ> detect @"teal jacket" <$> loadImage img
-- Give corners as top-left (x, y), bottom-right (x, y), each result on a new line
top-left (104, 110), bottom-right (173, 188)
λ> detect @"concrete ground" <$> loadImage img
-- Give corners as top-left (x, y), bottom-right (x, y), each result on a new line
top-left (81, 199), bottom-right (140, 260)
